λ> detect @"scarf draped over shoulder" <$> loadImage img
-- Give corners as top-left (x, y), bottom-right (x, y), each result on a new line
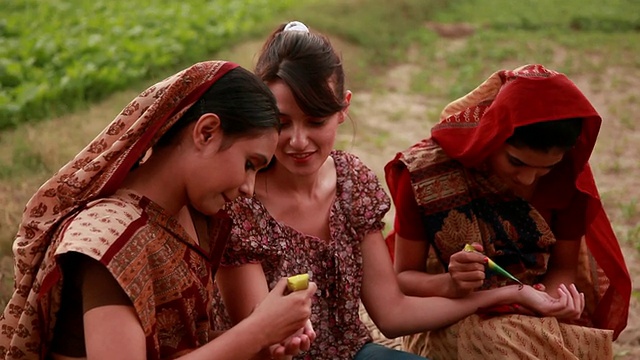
top-left (385, 64), bottom-right (631, 339)
top-left (0, 61), bottom-right (237, 358)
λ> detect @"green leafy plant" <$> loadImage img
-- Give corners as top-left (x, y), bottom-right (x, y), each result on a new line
top-left (0, 0), bottom-right (295, 129)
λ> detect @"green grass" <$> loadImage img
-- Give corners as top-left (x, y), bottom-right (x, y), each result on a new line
top-left (625, 224), bottom-right (640, 252)
top-left (434, 0), bottom-right (640, 32)
top-left (0, 138), bottom-right (49, 179)
top-left (620, 199), bottom-right (638, 221)
top-left (0, 0), bottom-right (457, 250)
top-left (293, 0), bottom-right (448, 61)
top-left (0, 0), bottom-right (295, 129)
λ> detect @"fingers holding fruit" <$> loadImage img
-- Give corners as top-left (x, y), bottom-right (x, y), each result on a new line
top-left (287, 273), bottom-right (310, 292)
top-left (252, 276), bottom-right (316, 346)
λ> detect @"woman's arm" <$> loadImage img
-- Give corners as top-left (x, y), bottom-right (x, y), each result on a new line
top-left (78, 260), bottom-right (270, 360)
top-left (394, 234), bottom-right (486, 298)
top-left (537, 238), bottom-right (583, 320)
top-left (216, 263), bottom-right (271, 323)
top-left (79, 259), bottom-right (314, 360)
top-left (390, 167), bottom-right (485, 298)
top-left (361, 231), bottom-right (492, 338)
top-left (82, 305), bottom-right (146, 359)
top-left (83, 289), bottom-right (307, 360)
top-left (543, 239), bottom-right (580, 296)
top-left (361, 231), bottom-right (583, 339)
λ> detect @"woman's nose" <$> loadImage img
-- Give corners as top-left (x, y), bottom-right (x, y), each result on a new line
top-left (515, 168), bottom-right (538, 186)
top-left (289, 125), bottom-right (308, 149)
top-left (239, 173), bottom-right (256, 198)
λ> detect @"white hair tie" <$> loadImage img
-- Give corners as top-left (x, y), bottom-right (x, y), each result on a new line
top-left (284, 21), bottom-right (309, 33)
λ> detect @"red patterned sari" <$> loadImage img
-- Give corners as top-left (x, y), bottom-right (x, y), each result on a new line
top-left (385, 64), bottom-right (631, 359)
top-left (0, 61), bottom-right (235, 359)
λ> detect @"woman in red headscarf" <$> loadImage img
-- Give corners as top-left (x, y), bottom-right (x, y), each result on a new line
top-left (0, 61), bottom-right (317, 360)
top-left (385, 64), bottom-right (631, 359)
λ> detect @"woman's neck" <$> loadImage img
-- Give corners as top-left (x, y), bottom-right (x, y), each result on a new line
top-left (120, 152), bottom-right (186, 216)
top-left (256, 157), bottom-right (337, 240)
top-left (261, 157), bottom-right (334, 198)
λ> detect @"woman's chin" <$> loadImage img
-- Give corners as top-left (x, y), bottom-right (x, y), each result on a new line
top-left (208, 203), bottom-right (225, 215)
top-left (193, 202), bottom-right (223, 216)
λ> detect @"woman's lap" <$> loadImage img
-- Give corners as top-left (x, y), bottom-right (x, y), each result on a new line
top-left (403, 314), bottom-right (613, 360)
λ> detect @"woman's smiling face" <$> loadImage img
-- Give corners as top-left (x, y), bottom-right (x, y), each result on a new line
top-left (268, 79), bottom-right (346, 176)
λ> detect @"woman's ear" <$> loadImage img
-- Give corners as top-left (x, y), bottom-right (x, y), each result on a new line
top-left (339, 90), bottom-right (352, 124)
top-left (344, 90), bottom-right (352, 106)
top-left (192, 113), bottom-right (222, 150)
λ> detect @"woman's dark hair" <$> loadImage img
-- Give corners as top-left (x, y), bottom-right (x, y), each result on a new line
top-left (255, 22), bottom-right (346, 117)
top-left (506, 117), bottom-right (583, 151)
top-left (156, 66), bottom-right (280, 149)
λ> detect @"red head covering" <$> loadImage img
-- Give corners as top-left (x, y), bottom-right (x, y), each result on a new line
top-left (393, 64), bottom-right (630, 339)
top-left (0, 61), bottom-right (238, 357)
top-left (432, 64), bottom-right (600, 172)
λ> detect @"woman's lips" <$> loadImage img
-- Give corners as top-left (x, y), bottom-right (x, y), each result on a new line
top-left (288, 152), bottom-right (313, 162)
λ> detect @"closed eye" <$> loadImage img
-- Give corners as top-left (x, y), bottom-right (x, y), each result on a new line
top-left (246, 155), bottom-right (269, 172)
top-left (309, 118), bottom-right (328, 126)
top-left (245, 160), bottom-right (256, 171)
top-left (507, 154), bottom-right (558, 169)
top-left (278, 115), bottom-right (291, 128)
top-left (507, 155), bottom-right (526, 167)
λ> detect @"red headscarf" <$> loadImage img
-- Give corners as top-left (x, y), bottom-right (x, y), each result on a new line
top-left (0, 61), bottom-right (237, 358)
top-left (389, 64), bottom-right (631, 339)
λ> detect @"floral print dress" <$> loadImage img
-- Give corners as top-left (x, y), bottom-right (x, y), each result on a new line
top-left (212, 150), bottom-right (391, 360)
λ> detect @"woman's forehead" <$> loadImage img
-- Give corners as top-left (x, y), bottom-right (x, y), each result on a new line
top-left (504, 144), bottom-right (566, 167)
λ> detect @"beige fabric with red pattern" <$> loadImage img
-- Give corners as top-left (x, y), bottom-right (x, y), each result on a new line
top-left (0, 61), bottom-right (237, 359)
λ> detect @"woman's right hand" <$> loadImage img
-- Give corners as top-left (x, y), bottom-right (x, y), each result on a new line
top-left (269, 319), bottom-right (316, 359)
top-left (447, 242), bottom-right (486, 297)
top-left (249, 277), bottom-right (317, 347)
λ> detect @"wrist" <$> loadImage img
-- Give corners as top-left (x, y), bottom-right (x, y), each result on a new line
top-left (492, 284), bottom-right (522, 305)
top-left (508, 284), bottom-right (527, 304)
top-left (235, 315), bottom-right (271, 353)
top-left (444, 274), bottom-right (463, 298)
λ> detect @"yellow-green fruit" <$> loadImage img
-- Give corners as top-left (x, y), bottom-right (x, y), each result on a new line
top-left (287, 273), bottom-right (310, 292)
top-left (463, 243), bottom-right (475, 252)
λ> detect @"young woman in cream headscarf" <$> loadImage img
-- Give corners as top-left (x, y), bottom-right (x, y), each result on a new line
top-left (0, 61), bottom-right (317, 360)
